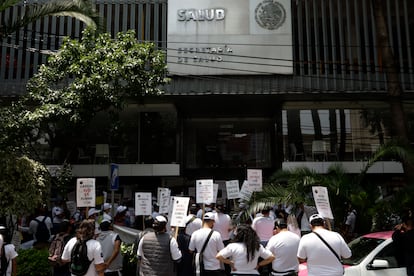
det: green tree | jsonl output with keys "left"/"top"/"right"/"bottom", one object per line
{"left": 0, "top": 0, "right": 101, "bottom": 39}
{"left": 0, "top": 27, "right": 168, "bottom": 216}
{"left": 245, "top": 140, "right": 414, "bottom": 233}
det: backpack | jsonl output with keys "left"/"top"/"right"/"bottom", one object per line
{"left": 70, "top": 239, "right": 93, "bottom": 276}
{"left": 48, "top": 233, "right": 69, "bottom": 267}
{"left": 0, "top": 244, "right": 9, "bottom": 276}
{"left": 34, "top": 216, "right": 51, "bottom": 242}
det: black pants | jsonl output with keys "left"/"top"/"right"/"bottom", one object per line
{"left": 203, "top": 270, "right": 227, "bottom": 276}
{"left": 104, "top": 271, "right": 122, "bottom": 276}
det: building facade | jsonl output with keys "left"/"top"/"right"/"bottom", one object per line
{"left": 1, "top": 0, "right": 414, "bottom": 197}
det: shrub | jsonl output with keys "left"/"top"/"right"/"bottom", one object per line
{"left": 17, "top": 247, "right": 51, "bottom": 276}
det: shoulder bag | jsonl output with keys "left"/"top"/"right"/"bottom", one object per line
{"left": 194, "top": 230, "right": 214, "bottom": 276}
{"left": 313, "top": 231, "right": 344, "bottom": 274}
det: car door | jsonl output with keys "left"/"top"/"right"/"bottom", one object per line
{"left": 361, "top": 241, "right": 406, "bottom": 276}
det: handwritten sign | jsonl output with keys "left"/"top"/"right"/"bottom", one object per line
{"left": 226, "top": 180, "right": 240, "bottom": 199}
{"left": 76, "top": 178, "right": 96, "bottom": 207}
{"left": 135, "top": 192, "right": 152, "bottom": 216}
{"left": 312, "top": 186, "right": 334, "bottom": 219}
{"left": 196, "top": 179, "right": 214, "bottom": 204}
{"left": 170, "top": 197, "right": 190, "bottom": 227}
{"left": 247, "top": 169, "right": 262, "bottom": 191}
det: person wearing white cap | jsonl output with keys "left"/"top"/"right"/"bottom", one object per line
{"left": 87, "top": 208, "right": 101, "bottom": 237}
{"left": 114, "top": 205, "right": 129, "bottom": 226}
{"left": 189, "top": 212, "right": 226, "bottom": 276}
{"left": 102, "top": 203, "right": 112, "bottom": 223}
{"left": 297, "top": 214, "right": 351, "bottom": 276}
{"left": 266, "top": 220, "right": 300, "bottom": 276}
{"left": 0, "top": 232, "right": 18, "bottom": 276}
{"left": 88, "top": 208, "right": 100, "bottom": 219}
{"left": 137, "top": 215, "right": 182, "bottom": 276}
{"left": 96, "top": 220, "right": 123, "bottom": 276}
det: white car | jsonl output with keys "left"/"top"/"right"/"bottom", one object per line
{"left": 299, "top": 231, "right": 407, "bottom": 276}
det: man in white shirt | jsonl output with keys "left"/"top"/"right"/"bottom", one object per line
{"left": 189, "top": 212, "right": 226, "bottom": 276}
{"left": 297, "top": 214, "right": 351, "bottom": 276}
{"left": 266, "top": 220, "right": 300, "bottom": 276}
{"left": 213, "top": 204, "right": 232, "bottom": 245}
{"left": 185, "top": 204, "right": 203, "bottom": 236}
{"left": 251, "top": 206, "right": 275, "bottom": 246}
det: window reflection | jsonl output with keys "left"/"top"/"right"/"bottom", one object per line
{"left": 184, "top": 118, "right": 271, "bottom": 168}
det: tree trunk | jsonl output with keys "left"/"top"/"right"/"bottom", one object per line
{"left": 373, "top": 0, "right": 414, "bottom": 183}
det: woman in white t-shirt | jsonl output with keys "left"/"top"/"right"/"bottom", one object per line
{"left": 216, "top": 224, "right": 275, "bottom": 275}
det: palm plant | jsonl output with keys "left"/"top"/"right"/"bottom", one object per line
{"left": 244, "top": 140, "right": 414, "bottom": 233}
{"left": 0, "top": 0, "right": 101, "bottom": 39}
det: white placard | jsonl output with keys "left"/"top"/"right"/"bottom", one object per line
{"left": 239, "top": 180, "right": 254, "bottom": 201}
{"left": 226, "top": 180, "right": 240, "bottom": 199}
{"left": 135, "top": 192, "right": 152, "bottom": 216}
{"left": 76, "top": 178, "right": 96, "bottom": 207}
{"left": 157, "top": 187, "right": 171, "bottom": 214}
{"left": 196, "top": 179, "right": 214, "bottom": 204}
{"left": 312, "top": 186, "right": 334, "bottom": 219}
{"left": 247, "top": 169, "right": 263, "bottom": 191}
{"left": 170, "top": 197, "right": 190, "bottom": 227}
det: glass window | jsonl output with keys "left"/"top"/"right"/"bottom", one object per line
{"left": 184, "top": 118, "right": 271, "bottom": 168}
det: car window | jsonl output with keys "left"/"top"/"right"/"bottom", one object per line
{"left": 343, "top": 237, "right": 385, "bottom": 265}
{"left": 371, "top": 242, "right": 403, "bottom": 268}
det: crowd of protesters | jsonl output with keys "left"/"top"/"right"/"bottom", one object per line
{"left": 1, "top": 198, "right": 413, "bottom": 276}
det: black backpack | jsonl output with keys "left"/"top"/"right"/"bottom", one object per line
{"left": 0, "top": 244, "right": 9, "bottom": 276}
{"left": 34, "top": 216, "right": 51, "bottom": 242}
{"left": 70, "top": 239, "right": 93, "bottom": 276}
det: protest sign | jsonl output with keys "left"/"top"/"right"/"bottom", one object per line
{"left": 247, "top": 169, "right": 262, "bottom": 191}
{"left": 135, "top": 192, "right": 152, "bottom": 216}
{"left": 312, "top": 186, "right": 334, "bottom": 219}
{"left": 76, "top": 178, "right": 96, "bottom": 207}
{"left": 239, "top": 180, "right": 254, "bottom": 201}
{"left": 226, "top": 180, "right": 240, "bottom": 199}
{"left": 196, "top": 179, "right": 214, "bottom": 204}
{"left": 170, "top": 196, "right": 190, "bottom": 227}
{"left": 157, "top": 187, "right": 171, "bottom": 214}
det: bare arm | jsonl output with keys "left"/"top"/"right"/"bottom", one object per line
{"left": 95, "top": 263, "right": 106, "bottom": 276}
{"left": 216, "top": 254, "right": 235, "bottom": 271}
{"left": 105, "top": 239, "right": 121, "bottom": 267}
{"left": 11, "top": 258, "right": 17, "bottom": 276}
{"left": 255, "top": 255, "right": 275, "bottom": 270}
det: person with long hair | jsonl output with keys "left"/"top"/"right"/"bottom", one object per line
{"left": 61, "top": 219, "right": 106, "bottom": 276}
{"left": 216, "top": 224, "right": 275, "bottom": 276}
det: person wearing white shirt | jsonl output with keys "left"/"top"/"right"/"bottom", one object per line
{"left": 189, "top": 212, "right": 226, "bottom": 276}
{"left": 297, "top": 214, "right": 351, "bottom": 276}
{"left": 61, "top": 219, "right": 106, "bottom": 276}
{"left": 213, "top": 205, "right": 232, "bottom": 244}
{"left": 217, "top": 224, "right": 274, "bottom": 276}
{"left": 251, "top": 207, "right": 274, "bottom": 246}
{"left": 266, "top": 220, "right": 300, "bottom": 276}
